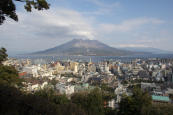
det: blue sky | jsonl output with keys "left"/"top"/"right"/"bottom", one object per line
{"left": 0, "top": 0, "right": 173, "bottom": 55}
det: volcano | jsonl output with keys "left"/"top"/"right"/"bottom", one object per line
{"left": 31, "top": 39, "right": 137, "bottom": 56}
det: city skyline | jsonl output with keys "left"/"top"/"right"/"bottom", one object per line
{"left": 0, "top": 0, "right": 173, "bottom": 55}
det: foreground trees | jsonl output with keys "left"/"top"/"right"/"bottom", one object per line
{"left": 0, "top": 0, "right": 49, "bottom": 25}
{"left": 0, "top": 84, "right": 87, "bottom": 115}
{"left": 0, "top": 48, "right": 23, "bottom": 87}
{"left": 0, "top": 48, "right": 8, "bottom": 64}
{"left": 71, "top": 88, "right": 104, "bottom": 115}
{"left": 118, "top": 88, "right": 152, "bottom": 115}
{"left": 0, "top": 84, "right": 58, "bottom": 115}
{"left": 118, "top": 87, "right": 173, "bottom": 115}
{"left": 0, "top": 65, "right": 23, "bottom": 87}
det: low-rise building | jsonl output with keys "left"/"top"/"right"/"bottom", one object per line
{"left": 152, "top": 95, "right": 171, "bottom": 104}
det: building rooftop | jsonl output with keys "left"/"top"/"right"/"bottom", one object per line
{"left": 152, "top": 95, "right": 170, "bottom": 102}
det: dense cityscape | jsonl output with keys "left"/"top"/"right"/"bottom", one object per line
{"left": 2, "top": 56, "right": 173, "bottom": 113}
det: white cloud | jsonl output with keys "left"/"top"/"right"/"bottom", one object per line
{"left": 99, "top": 17, "right": 164, "bottom": 33}
{"left": 1, "top": 8, "right": 95, "bottom": 39}
{"left": 0, "top": 8, "right": 96, "bottom": 53}
{"left": 22, "top": 8, "right": 95, "bottom": 39}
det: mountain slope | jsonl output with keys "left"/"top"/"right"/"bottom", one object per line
{"left": 31, "top": 39, "right": 142, "bottom": 56}
{"left": 119, "top": 47, "right": 173, "bottom": 54}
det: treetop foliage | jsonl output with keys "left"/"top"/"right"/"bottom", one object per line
{"left": 0, "top": 47, "right": 8, "bottom": 64}
{"left": 71, "top": 88, "right": 105, "bottom": 115}
{"left": 0, "top": 0, "right": 49, "bottom": 25}
{"left": 0, "top": 48, "right": 23, "bottom": 87}
{"left": 0, "top": 65, "right": 23, "bottom": 87}
{"left": 118, "top": 87, "right": 152, "bottom": 115}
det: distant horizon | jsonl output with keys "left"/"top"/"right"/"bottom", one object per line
{"left": 6, "top": 39, "right": 173, "bottom": 56}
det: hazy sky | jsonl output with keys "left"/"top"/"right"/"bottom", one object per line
{"left": 0, "top": 0, "right": 173, "bottom": 55}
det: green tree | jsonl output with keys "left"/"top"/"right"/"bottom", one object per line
{"left": 149, "top": 104, "right": 173, "bottom": 115}
{"left": 0, "top": 48, "right": 8, "bottom": 64}
{"left": 71, "top": 88, "right": 104, "bottom": 115}
{"left": 118, "top": 87, "right": 152, "bottom": 115}
{"left": 0, "top": 0, "right": 49, "bottom": 25}
{"left": 0, "top": 48, "right": 23, "bottom": 87}
{"left": 35, "top": 88, "right": 69, "bottom": 105}
{"left": 0, "top": 84, "right": 59, "bottom": 115}
{"left": 100, "top": 84, "right": 116, "bottom": 101}
{"left": 0, "top": 65, "right": 23, "bottom": 87}
{"left": 34, "top": 88, "right": 87, "bottom": 115}
{"left": 0, "top": 84, "right": 87, "bottom": 115}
